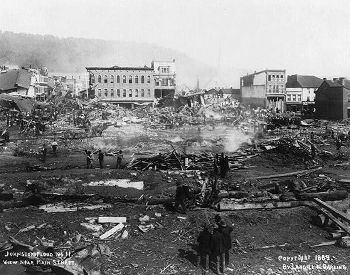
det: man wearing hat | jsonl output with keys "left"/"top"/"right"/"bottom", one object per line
{"left": 218, "top": 220, "right": 234, "bottom": 272}
{"left": 210, "top": 223, "right": 225, "bottom": 274}
{"left": 197, "top": 223, "right": 211, "bottom": 271}
{"left": 174, "top": 179, "right": 187, "bottom": 214}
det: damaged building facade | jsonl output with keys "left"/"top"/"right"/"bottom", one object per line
{"left": 240, "top": 69, "right": 286, "bottom": 112}
{"left": 315, "top": 77, "right": 350, "bottom": 120}
{"left": 87, "top": 60, "right": 176, "bottom": 108}
{"left": 152, "top": 60, "right": 176, "bottom": 99}
{"left": 86, "top": 66, "right": 155, "bottom": 108}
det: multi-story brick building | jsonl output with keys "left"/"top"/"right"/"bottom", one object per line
{"left": 152, "top": 60, "right": 176, "bottom": 98}
{"left": 315, "top": 77, "right": 350, "bottom": 120}
{"left": 240, "top": 69, "right": 286, "bottom": 112}
{"left": 86, "top": 65, "right": 155, "bottom": 108}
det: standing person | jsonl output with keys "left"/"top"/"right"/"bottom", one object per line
{"left": 218, "top": 220, "right": 234, "bottom": 272}
{"left": 336, "top": 137, "right": 342, "bottom": 151}
{"left": 310, "top": 143, "right": 316, "bottom": 159}
{"left": 196, "top": 223, "right": 212, "bottom": 271}
{"left": 210, "top": 224, "right": 225, "bottom": 274}
{"left": 220, "top": 156, "right": 230, "bottom": 179}
{"left": 85, "top": 150, "right": 93, "bottom": 169}
{"left": 98, "top": 149, "right": 104, "bottom": 169}
{"left": 42, "top": 144, "right": 47, "bottom": 162}
{"left": 116, "top": 150, "right": 123, "bottom": 169}
{"left": 174, "top": 179, "right": 187, "bottom": 214}
{"left": 51, "top": 139, "right": 58, "bottom": 155}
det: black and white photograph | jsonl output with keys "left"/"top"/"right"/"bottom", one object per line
{"left": 0, "top": 0, "right": 350, "bottom": 274}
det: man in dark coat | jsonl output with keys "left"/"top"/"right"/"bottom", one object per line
{"left": 197, "top": 223, "right": 211, "bottom": 271}
{"left": 42, "top": 144, "right": 47, "bottom": 162}
{"left": 218, "top": 220, "right": 234, "bottom": 271}
{"left": 85, "top": 150, "right": 93, "bottom": 169}
{"left": 210, "top": 224, "right": 225, "bottom": 274}
{"left": 174, "top": 179, "right": 187, "bottom": 214}
{"left": 98, "top": 149, "right": 104, "bottom": 169}
{"left": 116, "top": 150, "right": 123, "bottom": 169}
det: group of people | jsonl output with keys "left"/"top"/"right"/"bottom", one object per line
{"left": 41, "top": 139, "right": 58, "bottom": 162}
{"left": 84, "top": 149, "right": 123, "bottom": 169}
{"left": 197, "top": 214, "right": 233, "bottom": 274}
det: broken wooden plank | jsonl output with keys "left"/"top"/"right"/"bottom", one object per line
{"left": 319, "top": 209, "right": 350, "bottom": 235}
{"left": 98, "top": 217, "right": 127, "bottom": 224}
{"left": 297, "top": 190, "right": 348, "bottom": 201}
{"left": 310, "top": 241, "right": 337, "bottom": 248}
{"left": 99, "top": 223, "right": 124, "bottom": 239}
{"left": 218, "top": 200, "right": 310, "bottom": 211}
{"left": 248, "top": 167, "right": 322, "bottom": 180}
{"left": 313, "top": 198, "right": 350, "bottom": 224}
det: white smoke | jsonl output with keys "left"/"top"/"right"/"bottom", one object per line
{"left": 223, "top": 129, "right": 252, "bottom": 152}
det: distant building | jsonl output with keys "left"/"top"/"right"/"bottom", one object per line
{"left": 152, "top": 60, "right": 176, "bottom": 99}
{"left": 315, "top": 77, "right": 350, "bottom": 120}
{"left": 86, "top": 65, "right": 155, "bottom": 108}
{"left": 240, "top": 70, "right": 286, "bottom": 112}
{"left": 0, "top": 69, "right": 34, "bottom": 96}
{"left": 286, "top": 75, "right": 323, "bottom": 113}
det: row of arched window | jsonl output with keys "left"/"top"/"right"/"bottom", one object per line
{"left": 91, "top": 74, "right": 151, "bottom": 84}
{"left": 97, "top": 88, "right": 151, "bottom": 98}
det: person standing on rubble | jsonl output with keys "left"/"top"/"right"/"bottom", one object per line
{"left": 42, "top": 144, "right": 47, "bottom": 162}
{"left": 336, "top": 137, "right": 342, "bottom": 151}
{"left": 310, "top": 143, "right": 316, "bottom": 159}
{"left": 211, "top": 223, "right": 226, "bottom": 274}
{"left": 51, "top": 139, "right": 58, "bottom": 156}
{"left": 196, "top": 223, "right": 211, "bottom": 271}
{"left": 85, "top": 150, "right": 93, "bottom": 169}
{"left": 218, "top": 220, "right": 234, "bottom": 272}
{"left": 220, "top": 156, "right": 230, "bottom": 179}
{"left": 116, "top": 150, "right": 123, "bottom": 169}
{"left": 98, "top": 149, "right": 104, "bottom": 169}
{"left": 174, "top": 179, "right": 187, "bottom": 214}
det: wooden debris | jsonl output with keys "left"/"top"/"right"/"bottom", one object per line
{"left": 310, "top": 241, "right": 337, "bottom": 248}
{"left": 99, "top": 223, "right": 124, "bottom": 239}
{"left": 218, "top": 200, "right": 310, "bottom": 211}
{"left": 313, "top": 198, "right": 350, "bottom": 224}
{"left": 297, "top": 190, "right": 348, "bottom": 201}
{"left": 98, "top": 217, "right": 127, "bottom": 224}
{"left": 318, "top": 209, "right": 350, "bottom": 235}
{"left": 248, "top": 167, "right": 322, "bottom": 180}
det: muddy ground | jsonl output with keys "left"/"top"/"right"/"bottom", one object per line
{"left": 1, "top": 126, "right": 350, "bottom": 275}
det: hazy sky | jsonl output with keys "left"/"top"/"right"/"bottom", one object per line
{"left": 1, "top": 0, "right": 350, "bottom": 83}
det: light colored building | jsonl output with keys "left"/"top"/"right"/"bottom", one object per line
{"left": 285, "top": 74, "right": 323, "bottom": 113}
{"left": 240, "top": 69, "right": 286, "bottom": 112}
{"left": 86, "top": 65, "right": 155, "bottom": 108}
{"left": 152, "top": 60, "right": 176, "bottom": 98}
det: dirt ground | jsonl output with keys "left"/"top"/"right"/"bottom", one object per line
{"left": 1, "top": 126, "right": 350, "bottom": 275}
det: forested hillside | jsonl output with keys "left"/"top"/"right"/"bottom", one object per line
{"left": 0, "top": 31, "right": 216, "bottom": 86}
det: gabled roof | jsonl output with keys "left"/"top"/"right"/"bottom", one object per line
{"left": 321, "top": 79, "right": 350, "bottom": 90}
{"left": 286, "top": 75, "right": 323, "bottom": 89}
{"left": 0, "top": 69, "right": 32, "bottom": 91}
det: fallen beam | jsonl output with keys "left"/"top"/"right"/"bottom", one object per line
{"left": 319, "top": 209, "right": 350, "bottom": 235}
{"left": 297, "top": 190, "right": 348, "bottom": 201}
{"left": 313, "top": 198, "right": 350, "bottom": 224}
{"left": 99, "top": 223, "right": 124, "bottom": 240}
{"left": 98, "top": 217, "right": 127, "bottom": 224}
{"left": 218, "top": 200, "right": 311, "bottom": 211}
{"left": 248, "top": 167, "right": 322, "bottom": 180}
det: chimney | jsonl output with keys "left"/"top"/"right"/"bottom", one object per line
{"left": 339, "top": 77, "right": 347, "bottom": 85}
{"left": 323, "top": 78, "right": 327, "bottom": 81}
{"left": 333, "top": 78, "right": 338, "bottom": 82}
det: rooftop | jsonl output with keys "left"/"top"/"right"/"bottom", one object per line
{"left": 286, "top": 75, "right": 323, "bottom": 89}
{"left": 0, "top": 69, "right": 32, "bottom": 91}
{"left": 86, "top": 66, "right": 153, "bottom": 71}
